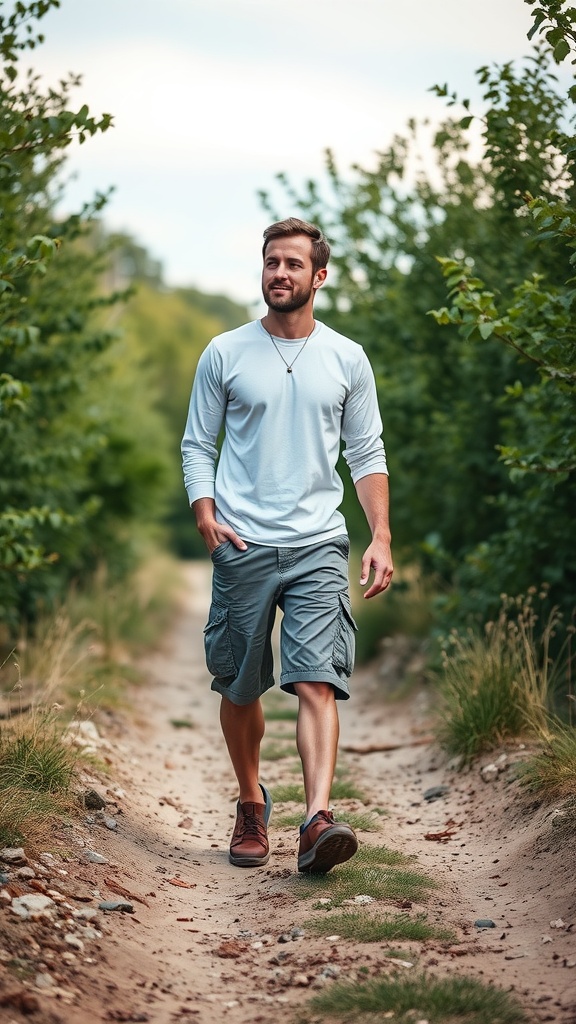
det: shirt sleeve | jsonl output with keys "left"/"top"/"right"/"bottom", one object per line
{"left": 181, "top": 342, "right": 227, "bottom": 505}
{"left": 341, "top": 350, "right": 388, "bottom": 482}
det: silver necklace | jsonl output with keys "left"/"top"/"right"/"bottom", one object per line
{"left": 261, "top": 320, "right": 315, "bottom": 373}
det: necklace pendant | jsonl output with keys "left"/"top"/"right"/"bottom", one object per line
{"left": 287, "top": 367, "right": 292, "bottom": 373}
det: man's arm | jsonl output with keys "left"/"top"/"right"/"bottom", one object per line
{"left": 354, "top": 472, "right": 393, "bottom": 599}
{"left": 182, "top": 344, "right": 246, "bottom": 554}
{"left": 192, "top": 496, "right": 247, "bottom": 553}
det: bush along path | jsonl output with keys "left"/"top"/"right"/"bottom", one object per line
{"left": 0, "top": 563, "right": 575, "bottom": 1024}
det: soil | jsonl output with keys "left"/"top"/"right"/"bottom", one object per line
{"left": 1, "top": 562, "right": 575, "bottom": 1024}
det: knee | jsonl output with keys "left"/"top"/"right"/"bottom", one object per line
{"left": 294, "top": 681, "right": 335, "bottom": 708}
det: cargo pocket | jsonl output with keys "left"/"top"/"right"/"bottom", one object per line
{"left": 332, "top": 592, "right": 358, "bottom": 678}
{"left": 203, "top": 601, "right": 236, "bottom": 679}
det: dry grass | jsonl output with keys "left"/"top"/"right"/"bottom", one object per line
{"left": 437, "top": 589, "right": 574, "bottom": 764}
{"left": 306, "top": 909, "right": 455, "bottom": 943}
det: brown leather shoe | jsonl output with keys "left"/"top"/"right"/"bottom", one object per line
{"left": 298, "top": 810, "right": 358, "bottom": 873}
{"left": 229, "top": 796, "right": 270, "bottom": 867}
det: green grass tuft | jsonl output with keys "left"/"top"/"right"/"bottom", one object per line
{"left": 301, "top": 972, "right": 528, "bottom": 1024}
{"left": 517, "top": 723, "right": 576, "bottom": 800}
{"left": 353, "top": 844, "right": 415, "bottom": 867}
{"left": 274, "top": 809, "right": 382, "bottom": 832}
{"left": 260, "top": 741, "right": 298, "bottom": 761}
{"left": 436, "top": 593, "right": 570, "bottom": 764}
{"left": 306, "top": 910, "right": 455, "bottom": 943}
{"left": 293, "top": 863, "right": 437, "bottom": 905}
{"left": 0, "top": 726, "right": 76, "bottom": 793}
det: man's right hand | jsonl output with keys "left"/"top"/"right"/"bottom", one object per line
{"left": 192, "top": 497, "right": 247, "bottom": 554}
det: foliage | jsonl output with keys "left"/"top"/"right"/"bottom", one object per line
{"left": 294, "top": 862, "right": 437, "bottom": 905}
{"left": 518, "top": 721, "right": 576, "bottom": 799}
{"left": 261, "top": 39, "right": 575, "bottom": 627}
{"left": 436, "top": 590, "right": 574, "bottom": 762}
{"left": 306, "top": 909, "right": 454, "bottom": 943}
{"left": 0, "top": 3, "right": 174, "bottom": 632}
{"left": 302, "top": 973, "right": 529, "bottom": 1024}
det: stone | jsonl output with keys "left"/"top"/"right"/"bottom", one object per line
{"left": 480, "top": 764, "right": 500, "bottom": 782}
{"left": 98, "top": 900, "right": 134, "bottom": 913}
{"left": 103, "top": 816, "right": 118, "bottom": 831}
{"left": 474, "top": 919, "right": 496, "bottom": 928}
{"left": 0, "top": 846, "right": 27, "bottom": 865}
{"left": 83, "top": 789, "right": 106, "bottom": 810}
{"left": 423, "top": 785, "right": 450, "bottom": 802}
{"left": 11, "top": 894, "right": 56, "bottom": 919}
{"left": 82, "top": 849, "right": 108, "bottom": 865}
{"left": 292, "top": 973, "right": 309, "bottom": 986}
{"left": 35, "top": 972, "right": 55, "bottom": 989}
{"left": 550, "top": 918, "right": 566, "bottom": 929}
{"left": 15, "top": 867, "right": 36, "bottom": 880}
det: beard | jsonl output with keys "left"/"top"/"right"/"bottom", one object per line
{"left": 262, "top": 279, "right": 313, "bottom": 314}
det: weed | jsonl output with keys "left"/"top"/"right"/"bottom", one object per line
{"left": 271, "top": 778, "right": 367, "bottom": 803}
{"left": 271, "top": 782, "right": 305, "bottom": 802}
{"left": 264, "top": 707, "right": 298, "bottom": 722}
{"left": 274, "top": 810, "right": 382, "bottom": 832}
{"left": 517, "top": 722, "right": 576, "bottom": 800}
{"left": 305, "top": 910, "right": 455, "bottom": 943}
{"left": 170, "top": 718, "right": 195, "bottom": 729}
{"left": 436, "top": 590, "right": 572, "bottom": 763}
{"left": 261, "top": 742, "right": 298, "bottom": 761}
{"left": 294, "top": 863, "right": 436, "bottom": 905}
{"left": 0, "top": 728, "right": 76, "bottom": 793}
{"left": 300, "top": 972, "right": 528, "bottom": 1023}
{"left": 353, "top": 844, "right": 414, "bottom": 867}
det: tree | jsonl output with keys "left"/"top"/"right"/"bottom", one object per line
{"left": 0, "top": 3, "right": 171, "bottom": 631}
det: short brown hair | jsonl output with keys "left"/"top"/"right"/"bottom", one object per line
{"left": 262, "top": 217, "right": 330, "bottom": 274}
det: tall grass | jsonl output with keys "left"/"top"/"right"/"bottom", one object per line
{"left": 0, "top": 553, "right": 181, "bottom": 848}
{"left": 436, "top": 589, "right": 574, "bottom": 763}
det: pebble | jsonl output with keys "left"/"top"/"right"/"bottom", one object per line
{"left": 82, "top": 850, "right": 108, "bottom": 865}
{"left": 64, "top": 934, "right": 84, "bottom": 951}
{"left": 474, "top": 919, "right": 496, "bottom": 928}
{"left": 480, "top": 764, "right": 500, "bottom": 782}
{"left": 423, "top": 785, "right": 450, "bottom": 802}
{"left": 98, "top": 900, "right": 134, "bottom": 913}
{"left": 291, "top": 927, "right": 305, "bottom": 940}
{"left": 320, "top": 965, "right": 340, "bottom": 978}
{"left": 550, "top": 919, "right": 566, "bottom": 929}
{"left": 103, "top": 816, "right": 118, "bottom": 831}
{"left": 292, "top": 973, "right": 309, "bottom": 986}
{"left": 11, "top": 894, "right": 56, "bottom": 919}
{"left": 0, "top": 872, "right": 10, "bottom": 884}
{"left": 35, "top": 972, "right": 55, "bottom": 989}
{"left": 84, "top": 789, "right": 107, "bottom": 810}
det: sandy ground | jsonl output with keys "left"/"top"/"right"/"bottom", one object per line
{"left": 1, "top": 562, "right": 575, "bottom": 1024}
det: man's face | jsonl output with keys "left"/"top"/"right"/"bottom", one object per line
{"left": 262, "top": 234, "right": 324, "bottom": 314}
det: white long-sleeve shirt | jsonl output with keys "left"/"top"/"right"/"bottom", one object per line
{"left": 181, "top": 319, "right": 387, "bottom": 547}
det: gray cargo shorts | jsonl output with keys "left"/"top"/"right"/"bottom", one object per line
{"left": 204, "top": 535, "right": 357, "bottom": 706}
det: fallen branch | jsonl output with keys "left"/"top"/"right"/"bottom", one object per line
{"left": 340, "top": 736, "right": 434, "bottom": 754}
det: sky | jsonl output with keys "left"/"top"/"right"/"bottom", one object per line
{"left": 29, "top": 0, "right": 540, "bottom": 309}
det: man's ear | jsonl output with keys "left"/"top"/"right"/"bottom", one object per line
{"left": 313, "top": 268, "right": 328, "bottom": 290}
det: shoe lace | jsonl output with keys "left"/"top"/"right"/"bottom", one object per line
{"left": 237, "top": 811, "right": 266, "bottom": 841}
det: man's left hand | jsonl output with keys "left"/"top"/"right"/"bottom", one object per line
{"left": 360, "top": 540, "right": 393, "bottom": 599}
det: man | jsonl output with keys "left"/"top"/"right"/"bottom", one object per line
{"left": 182, "top": 217, "right": 392, "bottom": 874}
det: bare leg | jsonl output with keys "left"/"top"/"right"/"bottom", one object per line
{"left": 220, "top": 695, "right": 265, "bottom": 804}
{"left": 293, "top": 682, "right": 339, "bottom": 820}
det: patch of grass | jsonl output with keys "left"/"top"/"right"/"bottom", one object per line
{"left": 271, "top": 778, "right": 367, "bottom": 803}
{"left": 170, "top": 718, "right": 195, "bottom": 729}
{"left": 0, "top": 785, "right": 68, "bottom": 849}
{"left": 271, "top": 782, "right": 305, "bottom": 802}
{"left": 354, "top": 844, "right": 415, "bottom": 867}
{"left": 305, "top": 910, "right": 455, "bottom": 943}
{"left": 260, "top": 741, "right": 298, "bottom": 761}
{"left": 0, "top": 719, "right": 77, "bottom": 793}
{"left": 264, "top": 707, "right": 298, "bottom": 721}
{"left": 294, "top": 863, "right": 437, "bottom": 905}
{"left": 436, "top": 590, "right": 570, "bottom": 764}
{"left": 274, "top": 810, "right": 382, "bottom": 832}
{"left": 301, "top": 973, "right": 529, "bottom": 1024}
{"left": 518, "top": 723, "right": 576, "bottom": 800}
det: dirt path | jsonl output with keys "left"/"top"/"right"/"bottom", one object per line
{"left": 2, "top": 563, "right": 575, "bottom": 1023}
